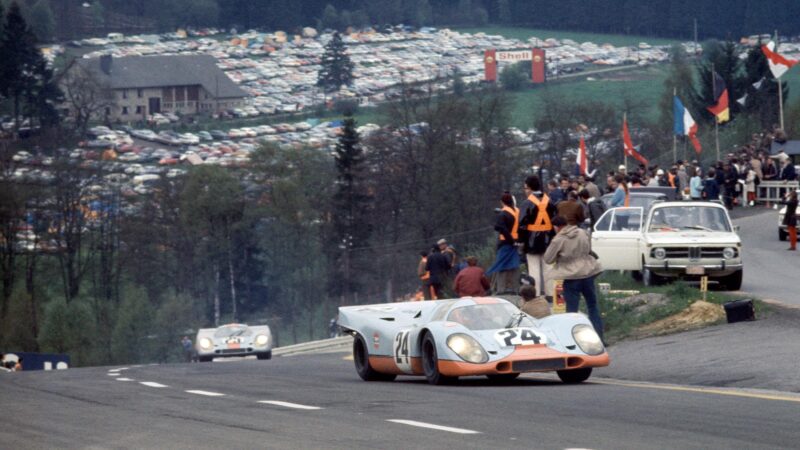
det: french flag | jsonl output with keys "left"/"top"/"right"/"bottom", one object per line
{"left": 674, "top": 96, "right": 701, "bottom": 154}
{"left": 762, "top": 41, "right": 798, "bottom": 79}
{"left": 576, "top": 135, "right": 588, "bottom": 176}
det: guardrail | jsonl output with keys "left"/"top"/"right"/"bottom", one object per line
{"left": 756, "top": 180, "right": 799, "bottom": 204}
{"left": 272, "top": 335, "right": 353, "bottom": 357}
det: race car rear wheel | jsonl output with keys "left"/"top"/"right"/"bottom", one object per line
{"left": 487, "top": 373, "right": 520, "bottom": 383}
{"left": 353, "top": 334, "right": 396, "bottom": 382}
{"left": 198, "top": 356, "right": 212, "bottom": 362}
{"left": 421, "top": 333, "right": 457, "bottom": 385}
{"left": 557, "top": 368, "right": 592, "bottom": 383}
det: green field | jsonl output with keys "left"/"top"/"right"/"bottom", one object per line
{"left": 454, "top": 25, "right": 681, "bottom": 47}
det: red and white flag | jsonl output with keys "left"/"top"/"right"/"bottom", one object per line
{"left": 576, "top": 135, "right": 588, "bottom": 176}
{"left": 762, "top": 41, "right": 798, "bottom": 79}
{"left": 622, "top": 118, "right": 648, "bottom": 166}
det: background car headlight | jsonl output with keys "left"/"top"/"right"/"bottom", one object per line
{"left": 199, "top": 337, "right": 212, "bottom": 350}
{"left": 571, "top": 325, "right": 604, "bottom": 355}
{"left": 653, "top": 247, "right": 666, "bottom": 259}
{"left": 722, "top": 247, "right": 736, "bottom": 259}
{"left": 255, "top": 334, "right": 270, "bottom": 346}
{"left": 446, "top": 333, "right": 488, "bottom": 364}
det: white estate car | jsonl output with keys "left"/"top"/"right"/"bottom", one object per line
{"left": 591, "top": 202, "right": 743, "bottom": 290}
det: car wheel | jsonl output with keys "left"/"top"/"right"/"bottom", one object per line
{"left": 257, "top": 351, "right": 272, "bottom": 360}
{"left": 487, "top": 373, "right": 520, "bottom": 383}
{"left": 198, "top": 356, "right": 212, "bottom": 362}
{"left": 421, "top": 333, "right": 457, "bottom": 385}
{"left": 353, "top": 334, "right": 396, "bottom": 382}
{"left": 557, "top": 368, "right": 592, "bottom": 384}
{"left": 720, "top": 270, "right": 743, "bottom": 291}
{"left": 642, "top": 267, "right": 662, "bottom": 287}
{"left": 779, "top": 229, "right": 787, "bottom": 241}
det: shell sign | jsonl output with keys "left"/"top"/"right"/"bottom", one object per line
{"left": 484, "top": 48, "right": 547, "bottom": 84}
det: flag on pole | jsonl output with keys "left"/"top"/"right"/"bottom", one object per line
{"left": 576, "top": 135, "right": 588, "bottom": 176}
{"left": 673, "top": 96, "right": 702, "bottom": 154}
{"left": 762, "top": 41, "right": 798, "bottom": 79}
{"left": 707, "top": 71, "right": 730, "bottom": 124}
{"left": 622, "top": 118, "right": 648, "bottom": 166}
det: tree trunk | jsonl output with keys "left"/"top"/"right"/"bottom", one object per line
{"left": 228, "top": 237, "right": 237, "bottom": 323}
{"left": 214, "top": 263, "right": 221, "bottom": 327}
{"left": 26, "top": 251, "right": 39, "bottom": 351}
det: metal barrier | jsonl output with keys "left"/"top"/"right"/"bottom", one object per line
{"left": 756, "top": 180, "right": 799, "bottom": 203}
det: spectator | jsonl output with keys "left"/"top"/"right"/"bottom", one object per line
{"left": 14, "top": 357, "right": 23, "bottom": 372}
{"left": 783, "top": 190, "right": 798, "bottom": 251}
{"left": 689, "top": 167, "right": 704, "bottom": 200}
{"left": 547, "top": 179, "right": 564, "bottom": 204}
{"left": 453, "top": 256, "right": 490, "bottom": 297}
{"left": 763, "top": 157, "right": 778, "bottom": 181}
{"left": 181, "top": 336, "right": 194, "bottom": 362}
{"left": 417, "top": 250, "right": 433, "bottom": 300}
{"left": 557, "top": 190, "right": 585, "bottom": 226}
{"left": 610, "top": 174, "right": 628, "bottom": 207}
{"left": 486, "top": 192, "right": 521, "bottom": 295}
{"left": 703, "top": 168, "right": 721, "bottom": 201}
{"left": 437, "top": 238, "right": 458, "bottom": 293}
{"left": 583, "top": 176, "right": 602, "bottom": 199}
{"left": 579, "top": 189, "right": 606, "bottom": 229}
{"left": 779, "top": 157, "right": 797, "bottom": 181}
{"left": 544, "top": 216, "right": 604, "bottom": 340}
{"left": 519, "top": 284, "right": 550, "bottom": 319}
{"left": 518, "top": 175, "right": 557, "bottom": 297}
{"left": 744, "top": 165, "right": 758, "bottom": 206}
{"left": 425, "top": 245, "right": 451, "bottom": 299}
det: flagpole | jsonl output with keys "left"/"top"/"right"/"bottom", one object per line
{"left": 623, "top": 113, "right": 628, "bottom": 170}
{"left": 776, "top": 29, "right": 785, "bottom": 130}
{"left": 673, "top": 88, "right": 677, "bottom": 163}
{"left": 712, "top": 63, "right": 720, "bottom": 161}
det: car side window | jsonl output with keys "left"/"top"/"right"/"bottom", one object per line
{"left": 594, "top": 209, "right": 613, "bottom": 231}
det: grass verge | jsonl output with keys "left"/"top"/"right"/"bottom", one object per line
{"left": 594, "top": 271, "right": 769, "bottom": 343}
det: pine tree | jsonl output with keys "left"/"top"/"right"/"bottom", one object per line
{"left": 327, "top": 113, "right": 371, "bottom": 296}
{"left": 740, "top": 40, "right": 788, "bottom": 129}
{"left": 317, "top": 32, "right": 354, "bottom": 93}
{"left": 0, "top": 2, "right": 43, "bottom": 132}
{"left": 29, "top": 0, "right": 55, "bottom": 43}
{"left": 496, "top": 0, "right": 512, "bottom": 24}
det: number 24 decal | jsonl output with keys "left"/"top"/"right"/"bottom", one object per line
{"left": 394, "top": 331, "right": 410, "bottom": 365}
{"left": 495, "top": 328, "right": 544, "bottom": 346}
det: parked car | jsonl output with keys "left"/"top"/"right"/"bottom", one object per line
{"left": 591, "top": 202, "right": 743, "bottom": 290}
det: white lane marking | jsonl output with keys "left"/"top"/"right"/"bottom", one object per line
{"left": 387, "top": 419, "right": 480, "bottom": 435}
{"left": 108, "top": 367, "right": 129, "bottom": 372}
{"left": 107, "top": 372, "right": 120, "bottom": 376}
{"left": 186, "top": 390, "right": 225, "bottom": 397}
{"left": 140, "top": 381, "right": 168, "bottom": 388}
{"left": 257, "top": 400, "right": 322, "bottom": 410}
{"left": 116, "top": 378, "right": 134, "bottom": 381}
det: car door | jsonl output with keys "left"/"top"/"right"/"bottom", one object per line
{"left": 591, "top": 207, "right": 644, "bottom": 270}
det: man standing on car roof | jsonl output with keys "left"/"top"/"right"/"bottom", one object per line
{"left": 518, "top": 175, "right": 557, "bottom": 298}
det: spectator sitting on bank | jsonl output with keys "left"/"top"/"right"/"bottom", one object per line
{"left": 453, "top": 256, "right": 491, "bottom": 297}
{"left": 519, "top": 284, "right": 551, "bottom": 319}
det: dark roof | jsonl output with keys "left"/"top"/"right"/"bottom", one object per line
{"left": 76, "top": 55, "right": 248, "bottom": 99}
{"left": 771, "top": 140, "right": 800, "bottom": 156}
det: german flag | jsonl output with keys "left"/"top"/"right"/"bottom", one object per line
{"left": 707, "top": 71, "right": 730, "bottom": 124}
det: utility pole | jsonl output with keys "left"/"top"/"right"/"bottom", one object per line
{"left": 672, "top": 87, "right": 677, "bottom": 163}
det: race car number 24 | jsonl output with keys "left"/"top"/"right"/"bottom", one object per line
{"left": 393, "top": 331, "right": 413, "bottom": 373}
{"left": 494, "top": 328, "right": 546, "bottom": 346}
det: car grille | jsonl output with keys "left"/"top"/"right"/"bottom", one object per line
{"left": 651, "top": 247, "right": 735, "bottom": 259}
{"left": 216, "top": 348, "right": 252, "bottom": 354}
{"left": 511, "top": 358, "right": 566, "bottom": 372}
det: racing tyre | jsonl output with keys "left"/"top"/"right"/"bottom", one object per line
{"left": 353, "top": 334, "right": 396, "bottom": 382}
{"left": 257, "top": 351, "right": 272, "bottom": 360}
{"left": 642, "top": 267, "right": 663, "bottom": 287}
{"left": 557, "top": 368, "right": 592, "bottom": 384}
{"left": 720, "top": 270, "right": 743, "bottom": 291}
{"left": 421, "top": 333, "right": 457, "bottom": 385}
{"left": 779, "top": 229, "right": 787, "bottom": 241}
{"left": 487, "top": 373, "right": 520, "bottom": 383}
{"left": 198, "top": 356, "right": 212, "bottom": 362}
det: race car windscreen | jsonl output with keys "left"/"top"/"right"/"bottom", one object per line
{"left": 214, "top": 325, "right": 252, "bottom": 338}
{"left": 447, "top": 304, "right": 533, "bottom": 330}
{"left": 648, "top": 206, "right": 732, "bottom": 232}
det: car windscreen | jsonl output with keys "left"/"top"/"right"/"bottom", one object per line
{"left": 214, "top": 325, "right": 252, "bottom": 338}
{"left": 648, "top": 206, "right": 732, "bottom": 232}
{"left": 447, "top": 303, "right": 532, "bottom": 330}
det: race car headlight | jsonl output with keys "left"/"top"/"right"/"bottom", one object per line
{"left": 255, "top": 334, "right": 270, "bottom": 346}
{"left": 199, "top": 337, "right": 212, "bottom": 350}
{"left": 653, "top": 247, "right": 666, "bottom": 260}
{"left": 446, "top": 333, "right": 488, "bottom": 364}
{"left": 571, "top": 324, "right": 604, "bottom": 356}
{"left": 722, "top": 247, "right": 736, "bottom": 259}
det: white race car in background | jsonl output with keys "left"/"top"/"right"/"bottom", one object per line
{"left": 195, "top": 323, "right": 272, "bottom": 362}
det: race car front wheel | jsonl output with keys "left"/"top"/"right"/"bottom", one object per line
{"left": 353, "top": 334, "right": 396, "bottom": 382}
{"left": 557, "top": 368, "right": 592, "bottom": 383}
{"left": 422, "top": 333, "right": 457, "bottom": 385}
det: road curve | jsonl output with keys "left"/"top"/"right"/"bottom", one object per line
{"left": 2, "top": 353, "right": 799, "bottom": 449}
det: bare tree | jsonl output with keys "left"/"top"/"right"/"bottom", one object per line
{"left": 59, "top": 61, "right": 115, "bottom": 138}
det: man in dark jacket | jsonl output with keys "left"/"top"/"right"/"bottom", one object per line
{"left": 703, "top": 168, "right": 721, "bottom": 202}
{"left": 579, "top": 189, "right": 606, "bottom": 229}
{"left": 425, "top": 245, "right": 451, "bottom": 299}
{"left": 518, "top": 175, "right": 557, "bottom": 297}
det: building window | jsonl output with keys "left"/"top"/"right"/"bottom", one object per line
{"left": 122, "top": 106, "right": 128, "bottom": 115}
{"left": 137, "top": 89, "right": 143, "bottom": 98}
{"left": 136, "top": 106, "right": 143, "bottom": 114}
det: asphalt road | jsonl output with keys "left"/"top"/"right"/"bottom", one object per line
{"left": 3, "top": 353, "right": 800, "bottom": 450}
{"left": 735, "top": 208, "right": 799, "bottom": 305}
